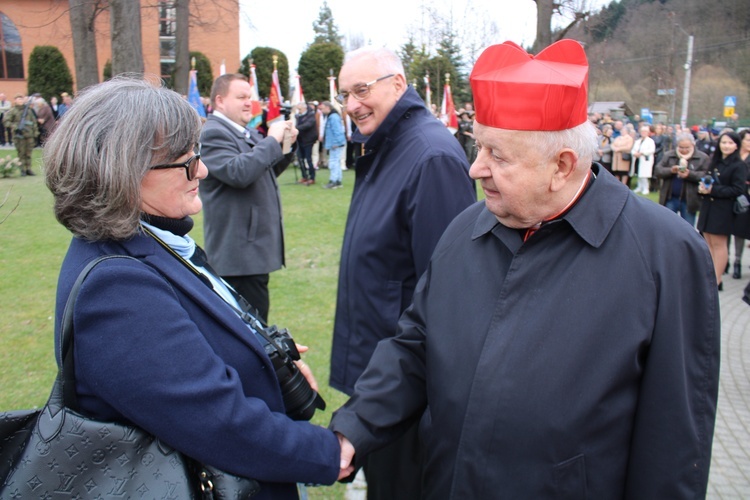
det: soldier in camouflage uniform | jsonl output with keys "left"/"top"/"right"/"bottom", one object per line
{"left": 3, "top": 93, "right": 39, "bottom": 176}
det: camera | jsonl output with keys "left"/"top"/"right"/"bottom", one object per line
{"left": 280, "top": 103, "right": 293, "bottom": 120}
{"left": 262, "top": 325, "right": 326, "bottom": 421}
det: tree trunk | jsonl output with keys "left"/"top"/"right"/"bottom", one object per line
{"left": 173, "top": 0, "right": 190, "bottom": 94}
{"left": 533, "top": 0, "right": 554, "bottom": 53}
{"left": 110, "top": 0, "right": 144, "bottom": 76}
{"left": 68, "top": 0, "right": 100, "bottom": 90}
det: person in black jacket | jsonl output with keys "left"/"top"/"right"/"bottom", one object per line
{"left": 294, "top": 102, "right": 318, "bottom": 185}
{"left": 697, "top": 130, "right": 748, "bottom": 289}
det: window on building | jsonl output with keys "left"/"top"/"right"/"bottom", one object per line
{"left": 0, "top": 13, "right": 23, "bottom": 79}
{"left": 159, "top": 1, "right": 176, "bottom": 84}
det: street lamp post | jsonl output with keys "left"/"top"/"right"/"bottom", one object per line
{"left": 676, "top": 24, "right": 694, "bottom": 129}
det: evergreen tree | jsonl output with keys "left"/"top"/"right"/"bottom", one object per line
{"left": 239, "top": 48, "right": 289, "bottom": 100}
{"left": 436, "top": 27, "right": 470, "bottom": 106}
{"left": 27, "top": 46, "right": 74, "bottom": 100}
{"left": 312, "top": 1, "right": 342, "bottom": 47}
{"left": 298, "top": 43, "right": 344, "bottom": 103}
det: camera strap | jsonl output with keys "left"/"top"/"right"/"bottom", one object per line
{"left": 140, "top": 226, "right": 272, "bottom": 340}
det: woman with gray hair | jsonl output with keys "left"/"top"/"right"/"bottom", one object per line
{"left": 44, "top": 76, "right": 341, "bottom": 499}
{"left": 654, "top": 132, "right": 711, "bottom": 226}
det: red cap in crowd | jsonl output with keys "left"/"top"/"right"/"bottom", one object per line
{"left": 470, "top": 40, "right": 589, "bottom": 131}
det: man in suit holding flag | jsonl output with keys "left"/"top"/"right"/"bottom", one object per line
{"left": 199, "top": 73, "right": 297, "bottom": 322}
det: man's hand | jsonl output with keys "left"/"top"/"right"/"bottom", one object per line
{"left": 268, "top": 120, "right": 299, "bottom": 146}
{"left": 267, "top": 120, "right": 288, "bottom": 143}
{"left": 336, "top": 433, "right": 356, "bottom": 480}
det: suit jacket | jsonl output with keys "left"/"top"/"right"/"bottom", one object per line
{"left": 199, "top": 115, "right": 291, "bottom": 276}
{"left": 55, "top": 234, "right": 340, "bottom": 499}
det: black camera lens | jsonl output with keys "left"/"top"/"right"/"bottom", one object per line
{"left": 262, "top": 327, "right": 326, "bottom": 421}
{"left": 280, "top": 370, "right": 326, "bottom": 421}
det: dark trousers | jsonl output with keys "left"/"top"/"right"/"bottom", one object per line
{"left": 363, "top": 421, "right": 423, "bottom": 500}
{"left": 297, "top": 143, "right": 315, "bottom": 180}
{"left": 223, "top": 273, "right": 270, "bottom": 323}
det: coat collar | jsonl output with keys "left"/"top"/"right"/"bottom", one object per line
{"left": 472, "top": 164, "right": 629, "bottom": 250}
{"left": 351, "top": 86, "right": 429, "bottom": 149}
{"left": 207, "top": 114, "right": 256, "bottom": 146}
{"left": 108, "top": 232, "right": 273, "bottom": 366}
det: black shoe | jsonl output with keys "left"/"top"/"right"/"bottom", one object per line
{"left": 718, "top": 282, "right": 723, "bottom": 291}
{"left": 25, "top": 169, "right": 34, "bottom": 176}
{"left": 733, "top": 262, "right": 742, "bottom": 279}
{"left": 724, "top": 262, "right": 729, "bottom": 275}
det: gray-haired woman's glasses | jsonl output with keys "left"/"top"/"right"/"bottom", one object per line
{"left": 149, "top": 143, "right": 201, "bottom": 181}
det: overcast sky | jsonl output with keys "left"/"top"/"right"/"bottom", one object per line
{"left": 239, "top": 0, "right": 611, "bottom": 73}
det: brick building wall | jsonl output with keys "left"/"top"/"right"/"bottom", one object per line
{"left": 0, "top": 0, "right": 239, "bottom": 97}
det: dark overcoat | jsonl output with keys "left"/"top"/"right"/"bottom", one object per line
{"left": 199, "top": 115, "right": 291, "bottom": 276}
{"left": 331, "top": 166, "right": 720, "bottom": 498}
{"left": 697, "top": 153, "right": 748, "bottom": 235}
{"left": 55, "top": 234, "right": 340, "bottom": 499}
{"left": 329, "top": 87, "right": 476, "bottom": 394}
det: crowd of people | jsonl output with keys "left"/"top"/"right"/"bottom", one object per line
{"left": 0, "top": 90, "right": 72, "bottom": 176}
{"left": 5, "top": 37, "right": 745, "bottom": 499}
{"left": 589, "top": 111, "right": 750, "bottom": 289}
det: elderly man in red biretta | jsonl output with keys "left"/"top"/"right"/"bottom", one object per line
{"left": 331, "top": 39, "right": 720, "bottom": 499}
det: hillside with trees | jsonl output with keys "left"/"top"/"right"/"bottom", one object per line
{"left": 570, "top": 0, "right": 749, "bottom": 125}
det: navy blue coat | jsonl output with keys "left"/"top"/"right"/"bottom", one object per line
{"left": 54, "top": 233, "right": 340, "bottom": 499}
{"left": 331, "top": 166, "right": 720, "bottom": 498}
{"left": 329, "top": 87, "right": 476, "bottom": 395}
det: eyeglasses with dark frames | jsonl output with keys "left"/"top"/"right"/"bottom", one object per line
{"left": 149, "top": 143, "right": 202, "bottom": 181}
{"left": 335, "top": 74, "right": 395, "bottom": 105}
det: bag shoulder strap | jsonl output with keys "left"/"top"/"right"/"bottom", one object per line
{"left": 56, "top": 255, "right": 140, "bottom": 412}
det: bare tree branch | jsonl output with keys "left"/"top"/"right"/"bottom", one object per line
{"left": 0, "top": 187, "right": 21, "bottom": 225}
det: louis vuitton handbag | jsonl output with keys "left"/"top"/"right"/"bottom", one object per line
{"left": 0, "top": 255, "right": 260, "bottom": 499}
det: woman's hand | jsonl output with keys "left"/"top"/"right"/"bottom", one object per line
{"left": 294, "top": 344, "right": 319, "bottom": 392}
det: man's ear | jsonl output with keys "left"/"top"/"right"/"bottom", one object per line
{"left": 550, "top": 149, "right": 579, "bottom": 192}
{"left": 393, "top": 74, "right": 407, "bottom": 96}
{"left": 213, "top": 94, "right": 225, "bottom": 111}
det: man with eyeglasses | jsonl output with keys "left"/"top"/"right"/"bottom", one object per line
{"left": 199, "top": 73, "right": 298, "bottom": 323}
{"left": 328, "top": 46, "right": 476, "bottom": 499}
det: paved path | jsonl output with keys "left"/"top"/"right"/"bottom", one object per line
{"left": 347, "top": 248, "right": 750, "bottom": 499}
{"left": 707, "top": 250, "right": 750, "bottom": 498}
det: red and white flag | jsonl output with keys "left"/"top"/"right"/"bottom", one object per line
{"left": 247, "top": 64, "right": 263, "bottom": 129}
{"left": 267, "top": 66, "right": 284, "bottom": 124}
{"left": 440, "top": 80, "right": 458, "bottom": 135}
{"left": 291, "top": 74, "right": 304, "bottom": 106}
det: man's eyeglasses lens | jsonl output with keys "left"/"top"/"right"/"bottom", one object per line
{"left": 336, "top": 74, "right": 395, "bottom": 105}
{"left": 150, "top": 143, "right": 201, "bottom": 180}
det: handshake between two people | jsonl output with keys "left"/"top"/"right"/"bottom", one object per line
{"left": 336, "top": 433, "right": 356, "bottom": 480}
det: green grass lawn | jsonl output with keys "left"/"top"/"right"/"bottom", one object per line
{"left": 0, "top": 148, "right": 660, "bottom": 498}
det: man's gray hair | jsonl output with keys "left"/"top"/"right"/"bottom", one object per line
{"left": 344, "top": 46, "right": 405, "bottom": 78}
{"left": 526, "top": 121, "right": 598, "bottom": 167}
{"left": 675, "top": 132, "right": 696, "bottom": 144}
{"left": 44, "top": 76, "right": 202, "bottom": 241}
